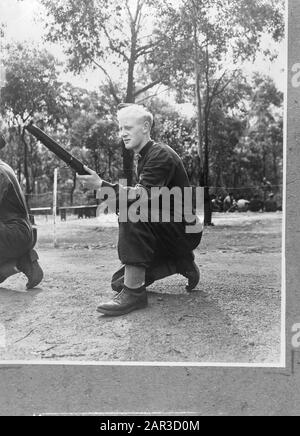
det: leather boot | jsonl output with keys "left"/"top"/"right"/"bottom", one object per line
{"left": 97, "top": 286, "right": 148, "bottom": 316}
{"left": 17, "top": 249, "right": 44, "bottom": 289}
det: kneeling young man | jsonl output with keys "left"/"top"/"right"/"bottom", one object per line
{"left": 0, "top": 135, "right": 43, "bottom": 289}
{"left": 78, "top": 105, "right": 203, "bottom": 316}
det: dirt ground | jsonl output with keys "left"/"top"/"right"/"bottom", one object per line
{"left": 0, "top": 212, "right": 283, "bottom": 364}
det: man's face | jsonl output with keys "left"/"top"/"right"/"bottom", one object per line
{"left": 118, "top": 114, "right": 147, "bottom": 151}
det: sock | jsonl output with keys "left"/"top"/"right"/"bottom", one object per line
{"left": 124, "top": 265, "right": 146, "bottom": 289}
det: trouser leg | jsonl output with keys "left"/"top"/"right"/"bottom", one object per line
{"left": 0, "top": 220, "right": 43, "bottom": 289}
{"left": 0, "top": 221, "right": 34, "bottom": 263}
{"left": 99, "top": 221, "right": 203, "bottom": 315}
{"left": 0, "top": 261, "right": 19, "bottom": 284}
{"left": 0, "top": 221, "right": 32, "bottom": 284}
{"left": 146, "top": 259, "right": 178, "bottom": 283}
{"left": 118, "top": 221, "right": 202, "bottom": 268}
{"left": 112, "top": 221, "right": 202, "bottom": 292}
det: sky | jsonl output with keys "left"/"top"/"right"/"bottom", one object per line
{"left": 0, "top": 0, "right": 286, "bottom": 98}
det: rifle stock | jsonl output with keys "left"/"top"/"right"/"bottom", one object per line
{"left": 25, "top": 122, "right": 90, "bottom": 176}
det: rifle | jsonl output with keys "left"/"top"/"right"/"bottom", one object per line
{"left": 25, "top": 122, "right": 90, "bottom": 175}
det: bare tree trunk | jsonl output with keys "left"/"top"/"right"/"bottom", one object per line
{"left": 262, "top": 144, "right": 267, "bottom": 180}
{"left": 216, "top": 159, "right": 222, "bottom": 188}
{"left": 191, "top": 15, "right": 213, "bottom": 226}
{"left": 203, "top": 119, "right": 212, "bottom": 225}
{"left": 124, "top": 59, "right": 135, "bottom": 186}
{"left": 233, "top": 166, "right": 239, "bottom": 189}
{"left": 123, "top": 64, "right": 135, "bottom": 186}
{"left": 122, "top": 7, "right": 140, "bottom": 187}
{"left": 272, "top": 146, "right": 278, "bottom": 191}
{"left": 193, "top": 21, "right": 204, "bottom": 187}
{"left": 203, "top": 44, "right": 213, "bottom": 225}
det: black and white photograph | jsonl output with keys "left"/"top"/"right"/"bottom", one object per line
{"left": 0, "top": 0, "right": 285, "bottom": 370}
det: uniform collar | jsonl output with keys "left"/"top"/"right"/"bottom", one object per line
{"left": 135, "top": 140, "right": 154, "bottom": 160}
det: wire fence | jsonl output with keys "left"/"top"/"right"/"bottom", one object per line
{"left": 26, "top": 190, "right": 96, "bottom": 209}
{"left": 26, "top": 184, "right": 283, "bottom": 211}
{"left": 27, "top": 183, "right": 283, "bottom": 247}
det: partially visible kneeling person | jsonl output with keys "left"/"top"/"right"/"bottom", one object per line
{"left": 0, "top": 135, "right": 43, "bottom": 289}
{"left": 78, "top": 105, "right": 203, "bottom": 317}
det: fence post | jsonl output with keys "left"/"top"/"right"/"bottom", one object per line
{"left": 53, "top": 168, "right": 58, "bottom": 248}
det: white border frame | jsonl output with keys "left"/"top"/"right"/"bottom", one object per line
{"left": 0, "top": 0, "right": 287, "bottom": 370}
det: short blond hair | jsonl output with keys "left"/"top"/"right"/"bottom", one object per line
{"left": 117, "top": 104, "right": 154, "bottom": 129}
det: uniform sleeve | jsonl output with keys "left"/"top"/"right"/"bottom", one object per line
{"left": 102, "top": 147, "right": 175, "bottom": 191}
{"left": 0, "top": 172, "right": 9, "bottom": 205}
{"left": 99, "top": 147, "right": 176, "bottom": 213}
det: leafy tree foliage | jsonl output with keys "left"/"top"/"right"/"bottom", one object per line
{"left": 0, "top": 43, "right": 65, "bottom": 198}
{"left": 41, "top": 0, "right": 170, "bottom": 184}
{"left": 147, "top": 0, "right": 284, "bottom": 223}
{"left": 0, "top": 4, "right": 284, "bottom": 214}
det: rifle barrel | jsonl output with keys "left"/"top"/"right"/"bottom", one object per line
{"left": 25, "top": 123, "right": 90, "bottom": 176}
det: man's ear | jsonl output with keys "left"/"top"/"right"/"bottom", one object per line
{"left": 143, "top": 121, "right": 150, "bottom": 133}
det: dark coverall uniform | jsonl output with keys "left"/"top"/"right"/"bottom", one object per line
{"left": 101, "top": 140, "right": 203, "bottom": 289}
{"left": 0, "top": 160, "right": 35, "bottom": 265}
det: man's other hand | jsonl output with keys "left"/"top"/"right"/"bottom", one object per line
{"left": 77, "top": 165, "right": 103, "bottom": 190}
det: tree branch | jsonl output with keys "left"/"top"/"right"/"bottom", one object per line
{"left": 204, "top": 43, "right": 211, "bottom": 118}
{"left": 135, "top": 0, "right": 145, "bottom": 33}
{"left": 134, "top": 0, "right": 142, "bottom": 23}
{"left": 100, "top": 24, "right": 130, "bottom": 62}
{"left": 207, "top": 72, "right": 225, "bottom": 109}
{"left": 91, "top": 59, "right": 121, "bottom": 104}
{"left": 136, "top": 86, "right": 172, "bottom": 104}
{"left": 211, "top": 70, "right": 234, "bottom": 99}
{"left": 212, "top": 78, "right": 233, "bottom": 98}
{"left": 136, "top": 40, "right": 161, "bottom": 58}
{"left": 125, "top": 0, "right": 134, "bottom": 23}
{"left": 133, "top": 79, "right": 161, "bottom": 98}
